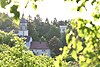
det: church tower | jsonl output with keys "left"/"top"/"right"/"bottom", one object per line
{"left": 18, "top": 14, "right": 32, "bottom": 49}
{"left": 18, "top": 15, "right": 28, "bottom": 36}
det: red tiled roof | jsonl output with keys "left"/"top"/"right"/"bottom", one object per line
{"left": 30, "top": 41, "right": 49, "bottom": 49}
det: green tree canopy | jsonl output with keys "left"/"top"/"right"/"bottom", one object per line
{"left": 45, "top": 25, "right": 60, "bottom": 41}
{"left": 49, "top": 36, "right": 62, "bottom": 57}
{"left": 0, "top": 13, "right": 18, "bottom": 31}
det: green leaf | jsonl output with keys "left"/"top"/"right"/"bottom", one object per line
{"left": 10, "top": 5, "right": 20, "bottom": 20}
{"left": 66, "top": 34, "right": 70, "bottom": 43}
{"left": 76, "top": 0, "right": 80, "bottom": 3}
{"left": 97, "top": 33, "right": 100, "bottom": 38}
{"left": 86, "top": 58, "right": 91, "bottom": 64}
{"left": 32, "top": 4, "right": 37, "bottom": 10}
{"left": 72, "top": 37, "right": 76, "bottom": 49}
{"left": 79, "top": 55, "right": 85, "bottom": 62}
{"left": 96, "top": 64, "right": 100, "bottom": 67}
{"left": 34, "top": 0, "right": 37, "bottom": 2}
{"left": 0, "top": 0, "right": 11, "bottom": 8}
{"left": 77, "top": 6, "right": 81, "bottom": 11}
{"left": 72, "top": 51, "right": 77, "bottom": 61}
{"left": 76, "top": 41, "right": 83, "bottom": 53}
{"left": 91, "top": 0, "right": 96, "bottom": 5}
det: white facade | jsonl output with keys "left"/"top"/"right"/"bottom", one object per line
{"left": 32, "top": 49, "right": 51, "bottom": 57}
{"left": 20, "top": 23, "right": 27, "bottom": 26}
{"left": 18, "top": 18, "right": 28, "bottom": 36}
{"left": 20, "top": 23, "right": 27, "bottom": 30}
{"left": 26, "top": 37, "right": 32, "bottom": 49}
{"left": 18, "top": 17, "right": 32, "bottom": 49}
{"left": 18, "top": 30, "right": 28, "bottom": 36}
{"left": 60, "top": 26, "right": 67, "bottom": 33}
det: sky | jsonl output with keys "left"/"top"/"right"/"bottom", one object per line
{"left": 0, "top": 0, "right": 76, "bottom": 22}
{"left": 24, "top": 0, "right": 78, "bottom": 21}
{"left": 1, "top": 0, "right": 100, "bottom": 25}
{"left": 24, "top": 0, "right": 94, "bottom": 22}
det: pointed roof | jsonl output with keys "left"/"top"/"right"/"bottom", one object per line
{"left": 20, "top": 14, "right": 27, "bottom": 23}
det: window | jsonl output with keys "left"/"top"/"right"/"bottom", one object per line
{"left": 42, "top": 50, "right": 45, "bottom": 52}
{"left": 37, "top": 52, "right": 38, "bottom": 54}
{"left": 62, "top": 28, "right": 65, "bottom": 32}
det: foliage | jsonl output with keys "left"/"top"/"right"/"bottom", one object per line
{"left": 34, "top": 15, "right": 51, "bottom": 38}
{"left": 0, "top": 13, "right": 18, "bottom": 31}
{"left": 31, "top": 29, "right": 39, "bottom": 41}
{"left": 2, "top": 0, "right": 100, "bottom": 66}
{"left": 0, "top": 30, "right": 23, "bottom": 47}
{"left": 0, "top": 0, "right": 38, "bottom": 20}
{"left": 10, "top": 5, "right": 20, "bottom": 20}
{"left": 64, "top": 0, "right": 100, "bottom": 67}
{"left": 52, "top": 18, "right": 58, "bottom": 27}
{"left": 45, "top": 25, "right": 60, "bottom": 41}
{"left": 27, "top": 15, "right": 61, "bottom": 42}
{"left": 0, "top": 30, "right": 69, "bottom": 67}
{"left": 49, "top": 36, "right": 62, "bottom": 57}
{"left": 40, "top": 36, "right": 46, "bottom": 42}
{"left": 61, "top": 32, "right": 67, "bottom": 46}
{"left": 0, "top": 44, "right": 55, "bottom": 67}
{"left": 0, "top": 0, "right": 11, "bottom": 8}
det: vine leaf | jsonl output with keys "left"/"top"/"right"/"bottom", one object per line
{"left": 10, "top": 5, "right": 20, "bottom": 20}
{"left": 0, "top": 0, "right": 11, "bottom": 8}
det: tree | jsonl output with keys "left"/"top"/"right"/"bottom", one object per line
{"left": 27, "top": 15, "right": 40, "bottom": 41}
{"left": 52, "top": 18, "right": 58, "bottom": 27}
{"left": 34, "top": 14, "right": 42, "bottom": 26}
{"left": 36, "top": 23, "right": 51, "bottom": 38}
{"left": 0, "top": 13, "right": 18, "bottom": 31}
{"left": 0, "top": 31, "right": 69, "bottom": 67}
{"left": 61, "top": 32, "right": 67, "bottom": 46}
{"left": 58, "top": 20, "right": 65, "bottom": 26}
{"left": 1, "top": 0, "right": 100, "bottom": 66}
{"left": 49, "top": 36, "right": 62, "bottom": 57}
{"left": 40, "top": 36, "right": 46, "bottom": 42}
{"left": 33, "top": 15, "right": 51, "bottom": 39}
{"left": 0, "top": 30, "right": 25, "bottom": 47}
{"left": 31, "top": 29, "right": 39, "bottom": 41}
{"left": 45, "top": 25, "right": 60, "bottom": 41}
{"left": 45, "top": 18, "right": 50, "bottom": 25}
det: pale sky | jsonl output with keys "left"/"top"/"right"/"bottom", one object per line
{"left": 24, "top": 0, "right": 95, "bottom": 22}
{"left": 24, "top": 0, "right": 77, "bottom": 21}
{"left": 1, "top": 0, "right": 100, "bottom": 25}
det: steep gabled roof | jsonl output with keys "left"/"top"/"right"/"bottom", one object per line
{"left": 30, "top": 41, "right": 49, "bottom": 49}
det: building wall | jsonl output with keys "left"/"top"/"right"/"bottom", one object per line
{"left": 26, "top": 42, "right": 31, "bottom": 49}
{"left": 60, "top": 26, "right": 67, "bottom": 33}
{"left": 18, "top": 30, "right": 28, "bottom": 36}
{"left": 20, "top": 23, "right": 27, "bottom": 26}
{"left": 20, "top": 23, "right": 27, "bottom": 30}
{"left": 26, "top": 37, "right": 32, "bottom": 49}
{"left": 32, "top": 49, "right": 51, "bottom": 57}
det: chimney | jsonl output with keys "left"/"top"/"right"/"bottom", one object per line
{"left": 40, "top": 39, "right": 41, "bottom": 44}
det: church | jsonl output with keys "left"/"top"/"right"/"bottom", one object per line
{"left": 18, "top": 15, "right": 51, "bottom": 56}
{"left": 18, "top": 15, "right": 32, "bottom": 49}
